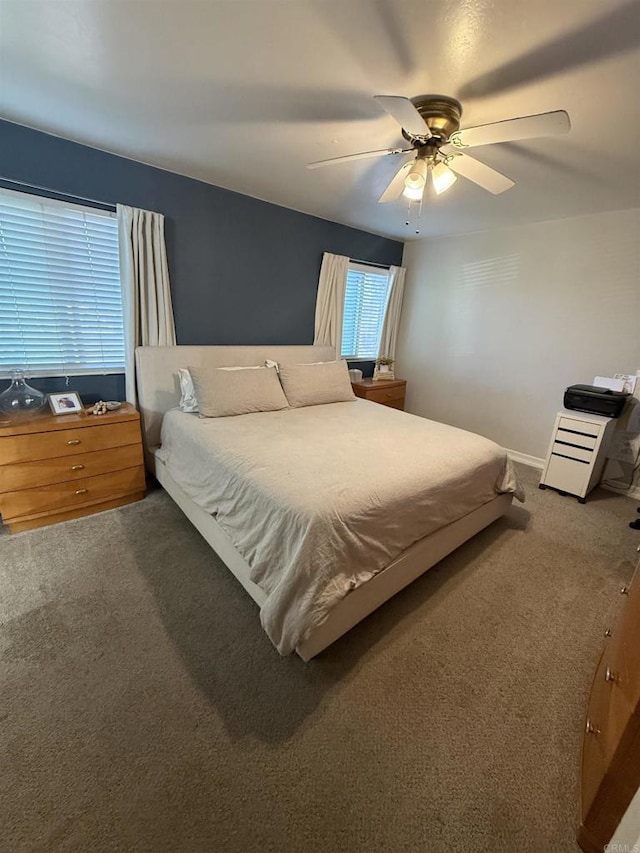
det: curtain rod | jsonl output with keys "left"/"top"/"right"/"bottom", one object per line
{"left": 349, "top": 257, "right": 391, "bottom": 270}
{"left": 0, "top": 177, "right": 116, "bottom": 212}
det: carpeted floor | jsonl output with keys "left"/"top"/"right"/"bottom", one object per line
{"left": 1, "top": 463, "right": 638, "bottom": 853}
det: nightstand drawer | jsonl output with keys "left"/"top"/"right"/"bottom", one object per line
{"left": 0, "top": 466, "right": 146, "bottom": 522}
{"left": 366, "top": 385, "right": 406, "bottom": 404}
{"left": 0, "top": 444, "right": 143, "bottom": 493}
{"left": 0, "top": 420, "right": 141, "bottom": 465}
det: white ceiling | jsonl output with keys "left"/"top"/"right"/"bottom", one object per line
{"left": 1, "top": 0, "right": 639, "bottom": 240}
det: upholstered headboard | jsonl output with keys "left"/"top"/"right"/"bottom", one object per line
{"left": 135, "top": 345, "right": 336, "bottom": 468}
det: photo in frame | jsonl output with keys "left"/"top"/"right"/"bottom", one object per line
{"left": 48, "top": 391, "right": 83, "bottom": 415}
{"left": 373, "top": 365, "right": 395, "bottom": 381}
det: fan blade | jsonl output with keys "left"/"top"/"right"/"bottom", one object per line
{"left": 374, "top": 95, "right": 431, "bottom": 138}
{"left": 447, "top": 153, "right": 514, "bottom": 195}
{"left": 307, "top": 147, "right": 410, "bottom": 170}
{"left": 449, "top": 110, "right": 570, "bottom": 149}
{"left": 378, "top": 159, "right": 415, "bottom": 203}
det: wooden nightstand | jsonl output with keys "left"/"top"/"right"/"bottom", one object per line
{"left": 0, "top": 403, "right": 146, "bottom": 533}
{"left": 351, "top": 378, "right": 407, "bottom": 410}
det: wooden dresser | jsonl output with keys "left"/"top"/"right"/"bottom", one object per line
{"left": 0, "top": 404, "right": 145, "bottom": 533}
{"left": 351, "top": 378, "right": 406, "bottom": 410}
{"left": 578, "top": 545, "right": 640, "bottom": 852}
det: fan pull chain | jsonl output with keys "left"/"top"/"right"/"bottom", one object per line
{"left": 405, "top": 198, "right": 423, "bottom": 234}
{"left": 416, "top": 196, "right": 423, "bottom": 235}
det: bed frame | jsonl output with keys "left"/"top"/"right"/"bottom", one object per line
{"left": 135, "top": 345, "right": 513, "bottom": 660}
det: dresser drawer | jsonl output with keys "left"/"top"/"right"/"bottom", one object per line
{"left": 610, "top": 570, "right": 640, "bottom": 708}
{"left": 0, "top": 466, "right": 145, "bottom": 522}
{"left": 0, "top": 420, "right": 141, "bottom": 465}
{"left": 0, "top": 444, "right": 143, "bottom": 493}
{"left": 582, "top": 650, "right": 610, "bottom": 816}
{"left": 365, "top": 385, "right": 405, "bottom": 405}
{"left": 594, "top": 640, "right": 635, "bottom": 766}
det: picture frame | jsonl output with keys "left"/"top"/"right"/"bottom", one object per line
{"left": 48, "top": 391, "right": 84, "bottom": 415}
{"left": 373, "top": 364, "right": 395, "bottom": 381}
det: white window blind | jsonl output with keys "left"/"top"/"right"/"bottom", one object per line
{"left": 341, "top": 262, "right": 391, "bottom": 359}
{"left": 0, "top": 188, "right": 125, "bottom": 377}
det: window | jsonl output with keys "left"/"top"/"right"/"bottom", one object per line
{"left": 340, "top": 262, "right": 391, "bottom": 360}
{"left": 0, "top": 188, "right": 125, "bottom": 377}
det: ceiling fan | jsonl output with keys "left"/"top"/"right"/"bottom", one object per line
{"left": 307, "top": 95, "right": 570, "bottom": 204}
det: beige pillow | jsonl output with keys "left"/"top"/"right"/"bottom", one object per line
{"left": 189, "top": 365, "right": 288, "bottom": 417}
{"left": 278, "top": 360, "right": 356, "bottom": 408}
{"left": 177, "top": 362, "right": 273, "bottom": 413}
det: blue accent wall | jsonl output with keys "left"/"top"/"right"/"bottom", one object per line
{"left": 0, "top": 120, "right": 402, "bottom": 402}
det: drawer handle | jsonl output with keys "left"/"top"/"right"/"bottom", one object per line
{"left": 585, "top": 720, "right": 600, "bottom": 736}
{"left": 604, "top": 628, "right": 612, "bottom": 638}
{"left": 605, "top": 667, "right": 617, "bottom": 683}
{"left": 70, "top": 464, "right": 85, "bottom": 471}
{"left": 620, "top": 586, "right": 629, "bottom": 595}
{"left": 67, "top": 439, "right": 81, "bottom": 446}
{"left": 75, "top": 488, "right": 88, "bottom": 495}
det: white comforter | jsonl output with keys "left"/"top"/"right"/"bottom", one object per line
{"left": 157, "top": 401, "right": 524, "bottom": 654}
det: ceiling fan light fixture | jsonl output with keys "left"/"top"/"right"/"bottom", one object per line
{"left": 432, "top": 162, "right": 457, "bottom": 195}
{"left": 402, "top": 184, "right": 424, "bottom": 201}
{"left": 404, "top": 158, "right": 428, "bottom": 190}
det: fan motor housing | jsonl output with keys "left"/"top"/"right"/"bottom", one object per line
{"left": 402, "top": 95, "right": 462, "bottom": 143}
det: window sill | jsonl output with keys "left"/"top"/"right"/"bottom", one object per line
{"left": 0, "top": 369, "right": 126, "bottom": 380}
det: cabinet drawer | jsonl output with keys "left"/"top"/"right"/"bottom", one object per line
{"left": 558, "top": 416, "right": 600, "bottom": 437}
{"left": 0, "top": 420, "right": 141, "bottom": 465}
{"left": 556, "top": 428, "right": 597, "bottom": 450}
{"left": 0, "top": 466, "right": 145, "bottom": 521}
{"left": 0, "top": 444, "right": 143, "bottom": 493}
{"left": 366, "top": 385, "right": 405, "bottom": 404}
{"left": 551, "top": 442, "right": 594, "bottom": 463}
{"left": 544, "top": 453, "right": 590, "bottom": 496}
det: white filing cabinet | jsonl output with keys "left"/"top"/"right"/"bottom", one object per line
{"left": 539, "top": 410, "right": 617, "bottom": 503}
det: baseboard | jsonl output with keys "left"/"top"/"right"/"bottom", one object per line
{"left": 507, "top": 449, "right": 545, "bottom": 470}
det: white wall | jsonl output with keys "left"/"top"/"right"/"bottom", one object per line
{"left": 397, "top": 208, "right": 640, "bottom": 468}
{"left": 609, "top": 785, "right": 640, "bottom": 852}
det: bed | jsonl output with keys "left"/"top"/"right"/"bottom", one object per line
{"left": 135, "top": 345, "right": 523, "bottom": 660}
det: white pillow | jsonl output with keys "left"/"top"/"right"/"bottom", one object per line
{"left": 188, "top": 365, "right": 289, "bottom": 418}
{"left": 278, "top": 360, "right": 356, "bottom": 408}
{"left": 178, "top": 368, "right": 199, "bottom": 413}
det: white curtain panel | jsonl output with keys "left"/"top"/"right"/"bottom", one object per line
{"left": 313, "top": 252, "right": 349, "bottom": 356}
{"left": 378, "top": 265, "right": 407, "bottom": 361}
{"left": 117, "top": 204, "right": 177, "bottom": 405}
